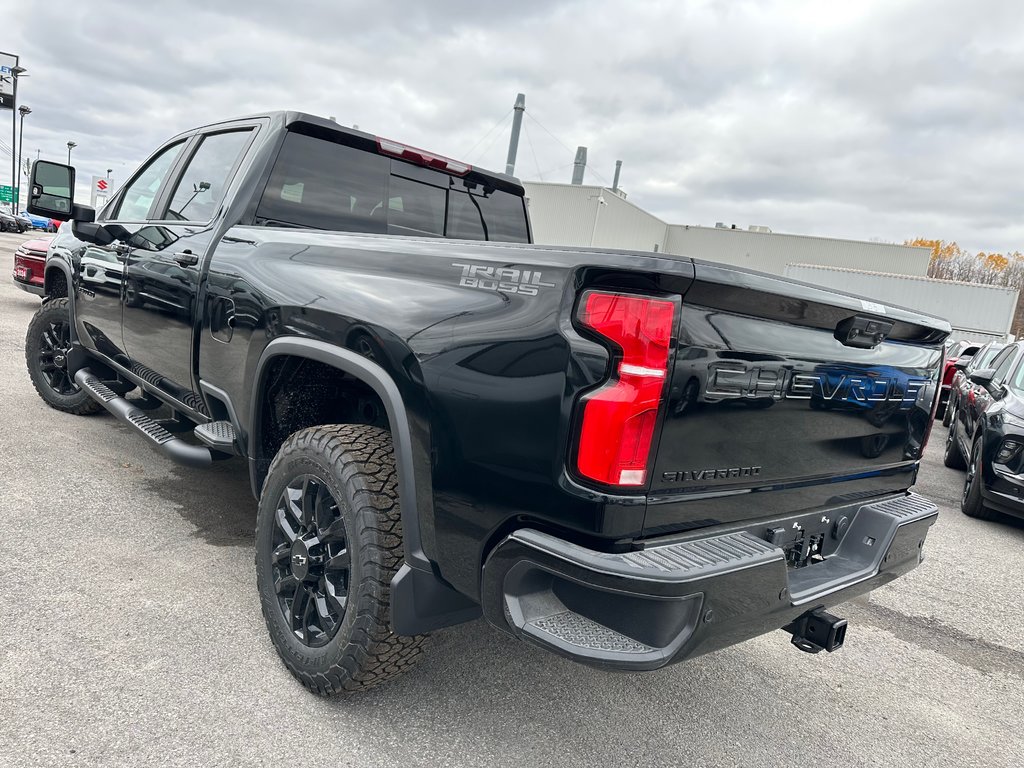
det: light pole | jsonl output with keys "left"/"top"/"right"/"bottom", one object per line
{"left": 9, "top": 65, "right": 26, "bottom": 211}
{"left": 67, "top": 141, "right": 77, "bottom": 164}
{"left": 16, "top": 105, "right": 30, "bottom": 210}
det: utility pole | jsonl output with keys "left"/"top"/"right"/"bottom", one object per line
{"left": 7, "top": 62, "right": 26, "bottom": 211}
{"left": 504, "top": 93, "right": 525, "bottom": 176}
{"left": 67, "top": 141, "right": 77, "bottom": 164}
{"left": 16, "top": 104, "right": 30, "bottom": 208}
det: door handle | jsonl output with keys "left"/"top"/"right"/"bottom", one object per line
{"left": 172, "top": 250, "right": 199, "bottom": 267}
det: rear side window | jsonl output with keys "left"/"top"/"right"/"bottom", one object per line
{"left": 256, "top": 133, "right": 391, "bottom": 233}
{"left": 255, "top": 131, "right": 529, "bottom": 242}
{"left": 164, "top": 130, "right": 253, "bottom": 222}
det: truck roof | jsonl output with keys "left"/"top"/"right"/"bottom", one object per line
{"left": 191, "top": 110, "right": 525, "bottom": 196}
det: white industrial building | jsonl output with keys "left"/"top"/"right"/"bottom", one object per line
{"left": 523, "top": 181, "right": 1015, "bottom": 340}
{"left": 523, "top": 181, "right": 932, "bottom": 277}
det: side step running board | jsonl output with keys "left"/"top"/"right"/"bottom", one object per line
{"left": 75, "top": 368, "right": 214, "bottom": 469}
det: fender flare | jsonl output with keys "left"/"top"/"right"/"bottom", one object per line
{"left": 43, "top": 261, "right": 80, "bottom": 344}
{"left": 249, "top": 336, "right": 480, "bottom": 634}
{"left": 250, "top": 336, "right": 427, "bottom": 567}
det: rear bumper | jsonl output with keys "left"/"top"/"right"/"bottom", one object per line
{"left": 481, "top": 493, "right": 937, "bottom": 670}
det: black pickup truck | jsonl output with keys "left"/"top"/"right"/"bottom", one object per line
{"left": 24, "top": 112, "right": 948, "bottom": 695}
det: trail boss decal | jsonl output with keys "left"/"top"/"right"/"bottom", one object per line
{"left": 452, "top": 263, "right": 556, "bottom": 296}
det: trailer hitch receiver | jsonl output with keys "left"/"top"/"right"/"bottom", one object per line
{"left": 784, "top": 607, "right": 848, "bottom": 654}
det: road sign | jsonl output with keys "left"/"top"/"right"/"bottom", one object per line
{"left": 0, "top": 185, "right": 18, "bottom": 204}
{"left": 0, "top": 51, "right": 17, "bottom": 110}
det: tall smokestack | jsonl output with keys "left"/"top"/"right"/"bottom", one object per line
{"left": 504, "top": 93, "right": 526, "bottom": 176}
{"left": 612, "top": 160, "right": 622, "bottom": 192}
{"left": 571, "top": 146, "right": 587, "bottom": 185}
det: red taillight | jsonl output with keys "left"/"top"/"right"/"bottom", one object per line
{"left": 376, "top": 137, "right": 472, "bottom": 176}
{"left": 575, "top": 291, "right": 676, "bottom": 487}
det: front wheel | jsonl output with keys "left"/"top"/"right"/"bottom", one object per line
{"left": 24, "top": 298, "right": 103, "bottom": 415}
{"left": 255, "top": 424, "right": 427, "bottom": 695}
{"left": 962, "top": 439, "right": 999, "bottom": 520}
{"left": 943, "top": 423, "right": 967, "bottom": 469}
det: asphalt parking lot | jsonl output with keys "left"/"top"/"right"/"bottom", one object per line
{"left": 1, "top": 230, "right": 1022, "bottom": 768}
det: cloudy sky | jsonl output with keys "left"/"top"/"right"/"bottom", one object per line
{"left": 3, "top": 0, "right": 1022, "bottom": 252}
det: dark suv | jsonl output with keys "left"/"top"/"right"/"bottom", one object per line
{"left": 943, "top": 341, "right": 1006, "bottom": 427}
{"left": 944, "top": 341, "right": 1024, "bottom": 522}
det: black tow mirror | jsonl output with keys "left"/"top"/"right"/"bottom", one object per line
{"left": 27, "top": 159, "right": 96, "bottom": 222}
{"left": 71, "top": 221, "right": 131, "bottom": 248}
{"left": 969, "top": 368, "right": 995, "bottom": 388}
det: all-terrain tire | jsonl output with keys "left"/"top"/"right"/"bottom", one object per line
{"left": 943, "top": 423, "right": 967, "bottom": 469}
{"left": 961, "top": 438, "right": 1000, "bottom": 521}
{"left": 24, "top": 298, "right": 103, "bottom": 415}
{"left": 255, "top": 424, "right": 427, "bottom": 695}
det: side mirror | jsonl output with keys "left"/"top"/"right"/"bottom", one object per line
{"left": 969, "top": 368, "right": 995, "bottom": 388}
{"left": 26, "top": 160, "right": 95, "bottom": 222}
{"left": 953, "top": 356, "right": 972, "bottom": 371}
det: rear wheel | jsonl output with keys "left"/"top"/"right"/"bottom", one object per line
{"left": 24, "top": 298, "right": 103, "bottom": 415}
{"left": 943, "top": 423, "right": 966, "bottom": 469}
{"left": 255, "top": 424, "right": 427, "bottom": 695}
{"left": 942, "top": 395, "right": 955, "bottom": 427}
{"left": 961, "top": 439, "right": 1000, "bottom": 520}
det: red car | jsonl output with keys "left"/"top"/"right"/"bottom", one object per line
{"left": 12, "top": 236, "right": 53, "bottom": 297}
{"left": 937, "top": 340, "right": 981, "bottom": 419}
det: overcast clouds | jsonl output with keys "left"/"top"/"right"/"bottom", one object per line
{"left": 3, "top": 0, "right": 1023, "bottom": 251}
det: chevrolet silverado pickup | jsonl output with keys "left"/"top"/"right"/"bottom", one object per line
{"left": 24, "top": 112, "right": 948, "bottom": 695}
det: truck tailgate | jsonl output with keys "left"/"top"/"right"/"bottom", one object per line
{"left": 644, "top": 262, "right": 948, "bottom": 535}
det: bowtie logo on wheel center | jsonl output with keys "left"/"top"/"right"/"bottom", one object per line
{"left": 290, "top": 538, "right": 321, "bottom": 582}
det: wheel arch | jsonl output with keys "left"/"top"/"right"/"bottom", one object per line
{"left": 43, "top": 260, "right": 74, "bottom": 300}
{"left": 250, "top": 337, "right": 421, "bottom": 546}
{"left": 248, "top": 337, "right": 480, "bottom": 634}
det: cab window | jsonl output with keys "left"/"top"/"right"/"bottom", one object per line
{"left": 163, "top": 130, "right": 254, "bottom": 222}
{"left": 989, "top": 348, "right": 1018, "bottom": 387}
{"left": 111, "top": 141, "right": 186, "bottom": 221}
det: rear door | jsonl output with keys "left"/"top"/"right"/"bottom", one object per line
{"left": 121, "top": 124, "right": 257, "bottom": 412}
{"left": 645, "top": 262, "right": 946, "bottom": 534}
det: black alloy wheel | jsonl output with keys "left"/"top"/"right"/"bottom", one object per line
{"left": 255, "top": 424, "right": 427, "bottom": 695}
{"left": 37, "top": 314, "right": 77, "bottom": 396}
{"left": 961, "top": 439, "right": 999, "bottom": 520}
{"left": 24, "top": 298, "right": 102, "bottom": 415}
{"left": 270, "top": 474, "right": 351, "bottom": 648}
{"left": 943, "top": 419, "right": 967, "bottom": 469}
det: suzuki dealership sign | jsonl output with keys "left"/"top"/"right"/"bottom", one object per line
{"left": 0, "top": 51, "right": 18, "bottom": 110}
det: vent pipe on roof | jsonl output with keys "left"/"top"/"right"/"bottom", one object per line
{"left": 505, "top": 93, "right": 526, "bottom": 176}
{"left": 612, "top": 160, "right": 622, "bottom": 192}
{"left": 572, "top": 146, "right": 587, "bottom": 185}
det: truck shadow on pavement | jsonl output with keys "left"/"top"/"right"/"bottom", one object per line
{"left": 138, "top": 457, "right": 256, "bottom": 547}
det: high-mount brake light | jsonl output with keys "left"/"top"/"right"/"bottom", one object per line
{"left": 575, "top": 291, "right": 676, "bottom": 487}
{"left": 375, "top": 137, "right": 472, "bottom": 176}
